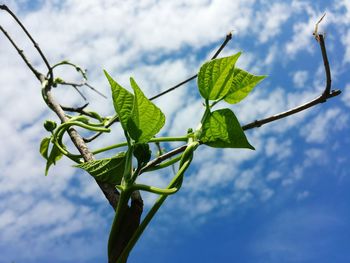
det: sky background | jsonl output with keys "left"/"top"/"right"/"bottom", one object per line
{"left": 0, "top": 0, "right": 350, "bottom": 262}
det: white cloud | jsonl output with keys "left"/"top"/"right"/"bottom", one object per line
{"left": 292, "top": 70, "right": 309, "bottom": 88}
{"left": 301, "top": 108, "right": 347, "bottom": 143}
{"left": 267, "top": 171, "right": 282, "bottom": 181}
{"left": 1, "top": 0, "right": 350, "bottom": 261}
{"left": 341, "top": 84, "right": 350, "bottom": 107}
{"left": 296, "top": 190, "right": 310, "bottom": 201}
{"left": 265, "top": 137, "right": 292, "bottom": 160}
{"left": 255, "top": 3, "right": 292, "bottom": 43}
{"left": 341, "top": 30, "right": 350, "bottom": 64}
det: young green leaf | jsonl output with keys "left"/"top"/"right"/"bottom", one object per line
{"left": 39, "top": 137, "right": 51, "bottom": 160}
{"left": 198, "top": 52, "right": 241, "bottom": 101}
{"left": 45, "top": 144, "right": 63, "bottom": 176}
{"left": 199, "top": 108, "right": 254, "bottom": 149}
{"left": 224, "top": 68, "right": 266, "bottom": 104}
{"left": 104, "top": 70, "right": 134, "bottom": 131}
{"left": 75, "top": 153, "right": 126, "bottom": 185}
{"left": 127, "top": 77, "right": 165, "bottom": 143}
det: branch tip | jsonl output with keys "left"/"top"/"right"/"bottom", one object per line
{"left": 313, "top": 13, "right": 326, "bottom": 41}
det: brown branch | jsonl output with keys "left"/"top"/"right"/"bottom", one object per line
{"left": 149, "top": 32, "right": 233, "bottom": 101}
{"left": 1, "top": 4, "right": 51, "bottom": 71}
{"left": 140, "top": 144, "right": 188, "bottom": 174}
{"left": 61, "top": 103, "right": 96, "bottom": 118}
{"left": 59, "top": 80, "right": 107, "bottom": 99}
{"left": 242, "top": 33, "right": 340, "bottom": 131}
{"left": 0, "top": 25, "right": 44, "bottom": 81}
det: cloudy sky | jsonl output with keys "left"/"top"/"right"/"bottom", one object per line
{"left": 1, "top": 0, "right": 350, "bottom": 262}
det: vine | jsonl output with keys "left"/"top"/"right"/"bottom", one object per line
{"left": 0, "top": 5, "right": 341, "bottom": 263}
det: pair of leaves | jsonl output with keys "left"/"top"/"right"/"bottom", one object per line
{"left": 104, "top": 71, "right": 165, "bottom": 143}
{"left": 39, "top": 137, "right": 63, "bottom": 176}
{"left": 75, "top": 153, "right": 126, "bottom": 185}
{"left": 198, "top": 53, "right": 266, "bottom": 104}
{"left": 197, "top": 53, "right": 265, "bottom": 149}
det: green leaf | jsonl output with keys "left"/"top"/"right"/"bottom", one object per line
{"left": 197, "top": 53, "right": 241, "bottom": 101}
{"left": 45, "top": 144, "right": 63, "bottom": 176}
{"left": 224, "top": 68, "right": 266, "bottom": 104}
{"left": 133, "top": 143, "right": 151, "bottom": 167}
{"left": 75, "top": 153, "right": 126, "bottom": 185}
{"left": 199, "top": 108, "right": 254, "bottom": 149}
{"left": 104, "top": 70, "right": 134, "bottom": 131}
{"left": 39, "top": 137, "right": 51, "bottom": 160}
{"left": 127, "top": 77, "right": 165, "bottom": 143}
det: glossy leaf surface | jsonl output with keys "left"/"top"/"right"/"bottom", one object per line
{"left": 200, "top": 108, "right": 254, "bottom": 149}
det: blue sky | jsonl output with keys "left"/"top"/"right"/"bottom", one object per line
{"left": 0, "top": 0, "right": 350, "bottom": 262}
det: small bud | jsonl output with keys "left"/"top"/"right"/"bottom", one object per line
{"left": 44, "top": 120, "right": 57, "bottom": 132}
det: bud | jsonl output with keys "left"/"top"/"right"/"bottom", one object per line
{"left": 44, "top": 120, "right": 57, "bottom": 132}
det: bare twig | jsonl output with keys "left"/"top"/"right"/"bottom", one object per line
{"left": 59, "top": 80, "right": 107, "bottom": 99}
{"left": 0, "top": 25, "right": 44, "bottom": 81}
{"left": 61, "top": 103, "right": 89, "bottom": 112}
{"left": 1, "top": 4, "right": 51, "bottom": 71}
{"left": 149, "top": 32, "right": 233, "bottom": 101}
{"left": 242, "top": 33, "right": 340, "bottom": 131}
{"left": 72, "top": 84, "right": 88, "bottom": 101}
{"left": 61, "top": 103, "right": 99, "bottom": 118}
{"left": 85, "top": 83, "right": 108, "bottom": 98}
{"left": 313, "top": 13, "right": 326, "bottom": 41}
{"left": 140, "top": 144, "right": 188, "bottom": 174}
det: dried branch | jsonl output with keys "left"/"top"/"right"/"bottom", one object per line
{"left": 149, "top": 32, "right": 233, "bottom": 101}
{"left": 242, "top": 33, "right": 340, "bottom": 131}
{"left": 0, "top": 25, "right": 44, "bottom": 81}
{"left": 61, "top": 103, "right": 94, "bottom": 117}
{"left": 140, "top": 144, "right": 188, "bottom": 174}
{"left": 0, "top": 4, "right": 51, "bottom": 72}
{"left": 58, "top": 80, "right": 107, "bottom": 99}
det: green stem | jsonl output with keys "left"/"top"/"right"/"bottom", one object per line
{"left": 91, "top": 142, "right": 128, "bottom": 155}
{"left": 130, "top": 183, "right": 179, "bottom": 195}
{"left": 70, "top": 135, "right": 189, "bottom": 159}
{"left": 51, "top": 120, "right": 110, "bottom": 160}
{"left": 117, "top": 142, "right": 198, "bottom": 262}
{"left": 150, "top": 136, "right": 188, "bottom": 143}
{"left": 108, "top": 188, "right": 131, "bottom": 261}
